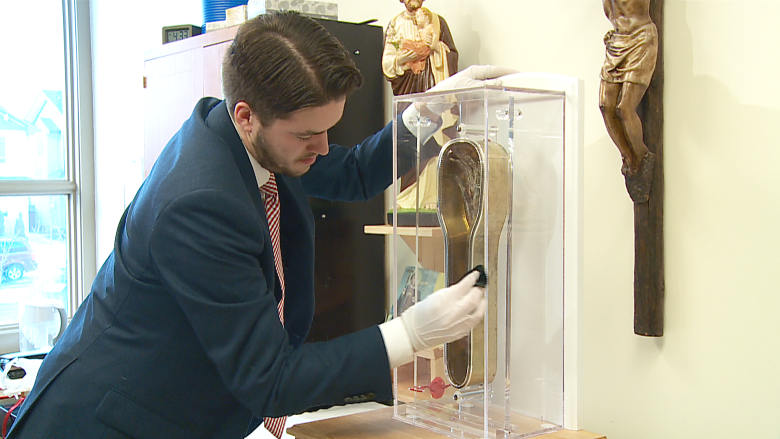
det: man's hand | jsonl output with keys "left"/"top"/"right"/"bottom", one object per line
{"left": 400, "top": 270, "right": 486, "bottom": 352}
{"left": 603, "top": 29, "right": 615, "bottom": 44}
{"left": 427, "top": 65, "right": 520, "bottom": 93}
{"left": 402, "top": 40, "right": 431, "bottom": 58}
{"left": 397, "top": 49, "right": 420, "bottom": 65}
{"left": 419, "top": 65, "right": 520, "bottom": 116}
{"left": 402, "top": 64, "right": 519, "bottom": 141}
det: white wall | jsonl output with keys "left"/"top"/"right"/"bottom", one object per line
{"left": 89, "top": 0, "right": 202, "bottom": 261}
{"left": 90, "top": 1, "right": 780, "bottom": 438}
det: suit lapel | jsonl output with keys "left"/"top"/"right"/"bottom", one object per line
{"left": 202, "top": 100, "right": 284, "bottom": 303}
{"left": 202, "top": 99, "right": 315, "bottom": 342}
{"left": 204, "top": 101, "right": 269, "bottom": 233}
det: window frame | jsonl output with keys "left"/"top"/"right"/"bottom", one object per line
{"left": 0, "top": 0, "right": 95, "bottom": 353}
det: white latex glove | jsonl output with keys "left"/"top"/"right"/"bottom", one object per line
{"left": 402, "top": 65, "right": 520, "bottom": 140}
{"left": 400, "top": 270, "right": 486, "bottom": 351}
{"left": 427, "top": 64, "right": 520, "bottom": 93}
{"left": 425, "top": 65, "right": 520, "bottom": 114}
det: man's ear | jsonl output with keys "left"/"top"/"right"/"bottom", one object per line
{"left": 233, "top": 101, "right": 254, "bottom": 136}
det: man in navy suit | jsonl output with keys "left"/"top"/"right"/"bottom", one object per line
{"left": 8, "top": 12, "right": 511, "bottom": 439}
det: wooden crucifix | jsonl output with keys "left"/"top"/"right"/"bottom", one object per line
{"left": 598, "top": 0, "right": 665, "bottom": 336}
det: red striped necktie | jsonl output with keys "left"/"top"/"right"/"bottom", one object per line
{"left": 259, "top": 173, "right": 286, "bottom": 438}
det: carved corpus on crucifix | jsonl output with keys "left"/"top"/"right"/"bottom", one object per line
{"left": 599, "top": 0, "right": 665, "bottom": 336}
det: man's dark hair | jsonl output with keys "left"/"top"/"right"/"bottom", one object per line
{"left": 222, "top": 11, "right": 363, "bottom": 125}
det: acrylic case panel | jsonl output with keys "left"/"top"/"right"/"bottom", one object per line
{"left": 391, "top": 86, "right": 567, "bottom": 438}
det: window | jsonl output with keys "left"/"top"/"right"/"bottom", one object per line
{"left": 0, "top": 0, "right": 95, "bottom": 353}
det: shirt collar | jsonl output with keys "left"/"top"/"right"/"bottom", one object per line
{"left": 227, "top": 104, "right": 271, "bottom": 187}
{"left": 245, "top": 146, "right": 271, "bottom": 188}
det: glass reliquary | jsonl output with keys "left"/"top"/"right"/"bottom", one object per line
{"left": 388, "top": 76, "right": 583, "bottom": 439}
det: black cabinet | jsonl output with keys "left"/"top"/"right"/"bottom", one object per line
{"left": 306, "top": 20, "right": 386, "bottom": 342}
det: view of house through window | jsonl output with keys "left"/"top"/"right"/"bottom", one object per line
{"left": 0, "top": 0, "right": 74, "bottom": 332}
{"left": 0, "top": 196, "right": 69, "bottom": 324}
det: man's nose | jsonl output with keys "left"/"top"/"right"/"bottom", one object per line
{"left": 308, "top": 132, "right": 329, "bottom": 156}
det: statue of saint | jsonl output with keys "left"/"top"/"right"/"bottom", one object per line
{"left": 383, "top": 0, "right": 459, "bottom": 95}
{"left": 598, "top": 0, "right": 658, "bottom": 201}
{"left": 385, "top": 0, "right": 460, "bottom": 212}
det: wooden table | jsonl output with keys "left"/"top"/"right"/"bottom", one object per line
{"left": 287, "top": 407, "right": 605, "bottom": 439}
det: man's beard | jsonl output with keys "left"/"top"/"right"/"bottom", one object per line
{"left": 250, "top": 130, "right": 307, "bottom": 177}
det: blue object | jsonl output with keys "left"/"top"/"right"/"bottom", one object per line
{"left": 202, "top": 0, "right": 247, "bottom": 24}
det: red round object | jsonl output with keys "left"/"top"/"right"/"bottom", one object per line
{"left": 429, "top": 376, "right": 448, "bottom": 399}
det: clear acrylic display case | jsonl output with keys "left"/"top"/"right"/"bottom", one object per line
{"left": 389, "top": 77, "right": 582, "bottom": 439}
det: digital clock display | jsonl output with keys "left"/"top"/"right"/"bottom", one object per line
{"left": 162, "top": 25, "right": 202, "bottom": 44}
{"left": 167, "top": 29, "right": 190, "bottom": 41}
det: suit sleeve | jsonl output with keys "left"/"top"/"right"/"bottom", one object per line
{"left": 302, "top": 117, "right": 437, "bottom": 201}
{"left": 149, "top": 189, "right": 392, "bottom": 417}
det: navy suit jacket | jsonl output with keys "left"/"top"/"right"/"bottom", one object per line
{"left": 9, "top": 98, "right": 410, "bottom": 439}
